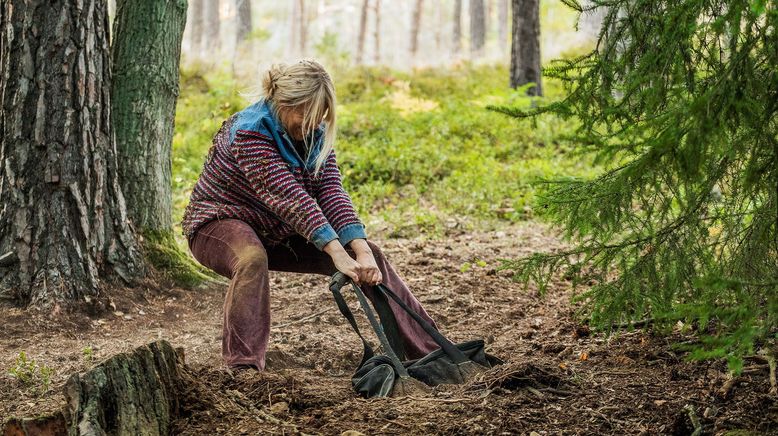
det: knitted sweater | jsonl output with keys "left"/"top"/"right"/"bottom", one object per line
{"left": 181, "top": 101, "right": 366, "bottom": 250}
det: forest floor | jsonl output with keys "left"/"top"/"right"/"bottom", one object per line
{"left": 1, "top": 221, "right": 776, "bottom": 435}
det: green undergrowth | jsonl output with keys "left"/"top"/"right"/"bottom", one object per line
{"left": 172, "top": 63, "right": 595, "bottom": 243}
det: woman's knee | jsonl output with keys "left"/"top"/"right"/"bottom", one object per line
{"left": 233, "top": 244, "right": 269, "bottom": 273}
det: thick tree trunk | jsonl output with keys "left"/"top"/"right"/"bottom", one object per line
{"left": 111, "top": 0, "right": 187, "bottom": 234}
{"left": 510, "top": 0, "right": 542, "bottom": 95}
{"left": 236, "top": 0, "right": 252, "bottom": 43}
{"left": 189, "top": 0, "right": 204, "bottom": 57}
{"left": 204, "top": 0, "right": 221, "bottom": 53}
{"left": 498, "top": 0, "right": 509, "bottom": 52}
{"left": 470, "top": 0, "right": 486, "bottom": 58}
{"left": 374, "top": 0, "right": 381, "bottom": 64}
{"left": 65, "top": 341, "right": 183, "bottom": 435}
{"left": 410, "top": 0, "right": 424, "bottom": 59}
{"left": 453, "top": 0, "right": 462, "bottom": 54}
{"left": 0, "top": 0, "right": 144, "bottom": 307}
{"left": 356, "top": 0, "right": 369, "bottom": 64}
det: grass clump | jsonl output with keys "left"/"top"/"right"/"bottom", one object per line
{"left": 7, "top": 352, "right": 53, "bottom": 394}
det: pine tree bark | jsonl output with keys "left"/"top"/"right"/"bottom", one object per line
{"left": 205, "top": 0, "right": 221, "bottom": 53}
{"left": 356, "top": 0, "right": 370, "bottom": 64}
{"left": 410, "top": 0, "right": 424, "bottom": 59}
{"left": 0, "top": 0, "right": 144, "bottom": 307}
{"left": 510, "top": 0, "right": 542, "bottom": 95}
{"left": 235, "top": 0, "right": 252, "bottom": 43}
{"left": 111, "top": 0, "right": 187, "bottom": 235}
{"left": 453, "top": 0, "right": 462, "bottom": 54}
{"left": 189, "top": 0, "right": 204, "bottom": 57}
{"left": 470, "top": 0, "right": 486, "bottom": 58}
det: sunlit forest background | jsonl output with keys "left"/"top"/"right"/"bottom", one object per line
{"left": 165, "top": 0, "right": 601, "bottom": 246}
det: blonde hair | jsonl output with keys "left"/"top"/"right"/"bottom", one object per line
{"left": 262, "top": 60, "right": 336, "bottom": 175}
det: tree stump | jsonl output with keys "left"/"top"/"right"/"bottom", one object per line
{"left": 64, "top": 340, "right": 183, "bottom": 436}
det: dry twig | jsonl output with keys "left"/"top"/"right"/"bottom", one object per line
{"left": 273, "top": 307, "right": 335, "bottom": 329}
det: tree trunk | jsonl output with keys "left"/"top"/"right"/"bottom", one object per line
{"left": 189, "top": 0, "right": 204, "bottom": 57}
{"left": 470, "top": 0, "right": 486, "bottom": 58}
{"left": 236, "top": 0, "right": 252, "bottom": 43}
{"left": 510, "top": 0, "right": 542, "bottom": 95}
{"left": 291, "top": 0, "right": 299, "bottom": 55}
{"left": 356, "top": 0, "right": 369, "bottom": 64}
{"left": 453, "top": 0, "right": 462, "bottom": 54}
{"left": 204, "top": 0, "right": 221, "bottom": 53}
{"left": 111, "top": 1, "right": 187, "bottom": 235}
{"left": 297, "top": 0, "right": 307, "bottom": 54}
{"left": 65, "top": 341, "right": 183, "bottom": 435}
{"left": 410, "top": 0, "right": 424, "bottom": 59}
{"left": 374, "top": 0, "right": 381, "bottom": 64}
{"left": 498, "top": 0, "right": 509, "bottom": 52}
{"left": 0, "top": 0, "right": 145, "bottom": 308}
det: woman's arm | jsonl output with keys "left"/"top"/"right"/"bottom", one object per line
{"left": 315, "top": 149, "right": 367, "bottom": 247}
{"left": 231, "top": 130, "right": 338, "bottom": 250}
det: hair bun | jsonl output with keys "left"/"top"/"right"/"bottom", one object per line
{"left": 262, "top": 63, "right": 286, "bottom": 98}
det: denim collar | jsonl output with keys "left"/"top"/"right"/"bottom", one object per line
{"left": 229, "top": 98, "right": 324, "bottom": 170}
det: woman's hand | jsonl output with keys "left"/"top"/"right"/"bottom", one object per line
{"left": 350, "top": 239, "right": 382, "bottom": 286}
{"left": 324, "top": 239, "right": 382, "bottom": 286}
{"left": 324, "top": 240, "right": 364, "bottom": 284}
{"left": 355, "top": 251, "right": 382, "bottom": 286}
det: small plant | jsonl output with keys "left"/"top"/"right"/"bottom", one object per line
{"left": 460, "top": 258, "right": 488, "bottom": 272}
{"left": 82, "top": 346, "right": 94, "bottom": 363}
{"left": 8, "top": 351, "right": 36, "bottom": 385}
{"left": 7, "top": 351, "right": 54, "bottom": 393}
{"left": 39, "top": 364, "right": 53, "bottom": 393}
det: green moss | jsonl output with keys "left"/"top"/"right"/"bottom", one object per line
{"left": 142, "top": 229, "right": 218, "bottom": 288}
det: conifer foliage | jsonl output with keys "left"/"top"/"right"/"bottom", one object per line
{"left": 494, "top": 0, "right": 777, "bottom": 370}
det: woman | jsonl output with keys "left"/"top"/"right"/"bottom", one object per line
{"left": 182, "top": 60, "right": 441, "bottom": 370}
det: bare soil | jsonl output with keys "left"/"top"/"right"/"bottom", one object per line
{"left": 1, "top": 222, "right": 776, "bottom": 435}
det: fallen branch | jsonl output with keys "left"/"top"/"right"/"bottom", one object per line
{"left": 405, "top": 396, "right": 473, "bottom": 403}
{"left": 539, "top": 387, "right": 575, "bottom": 396}
{"left": 683, "top": 404, "right": 702, "bottom": 436}
{"left": 767, "top": 354, "right": 777, "bottom": 396}
{"left": 273, "top": 307, "right": 334, "bottom": 329}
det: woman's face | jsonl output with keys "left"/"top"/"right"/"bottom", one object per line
{"left": 279, "top": 106, "right": 307, "bottom": 141}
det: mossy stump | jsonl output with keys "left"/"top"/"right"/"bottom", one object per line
{"left": 63, "top": 340, "right": 183, "bottom": 436}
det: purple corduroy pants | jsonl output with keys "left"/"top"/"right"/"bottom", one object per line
{"left": 188, "top": 218, "right": 441, "bottom": 370}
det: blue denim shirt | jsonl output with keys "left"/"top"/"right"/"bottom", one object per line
{"left": 229, "top": 98, "right": 324, "bottom": 170}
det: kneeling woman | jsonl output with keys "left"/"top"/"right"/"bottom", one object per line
{"left": 182, "top": 60, "right": 440, "bottom": 370}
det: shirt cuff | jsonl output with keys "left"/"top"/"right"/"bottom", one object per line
{"left": 337, "top": 223, "right": 368, "bottom": 248}
{"left": 310, "top": 224, "right": 339, "bottom": 251}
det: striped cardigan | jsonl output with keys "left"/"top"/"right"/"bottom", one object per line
{"left": 181, "top": 107, "right": 366, "bottom": 250}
